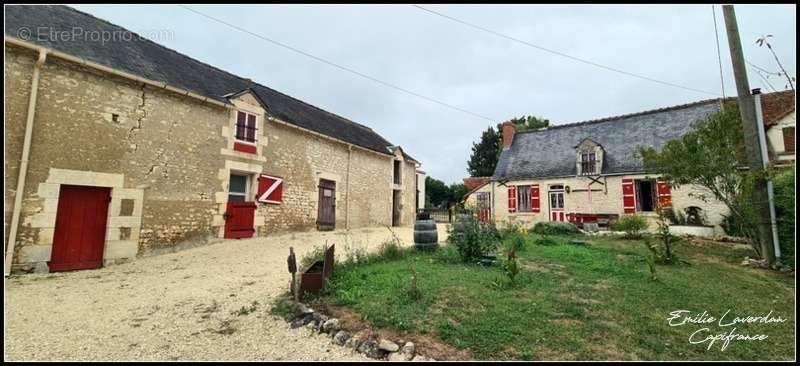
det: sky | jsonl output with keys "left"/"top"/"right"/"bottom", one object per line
{"left": 73, "top": 4, "right": 797, "bottom": 185}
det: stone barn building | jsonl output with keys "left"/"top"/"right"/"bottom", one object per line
{"left": 4, "top": 5, "right": 421, "bottom": 273}
{"left": 467, "top": 90, "right": 795, "bottom": 233}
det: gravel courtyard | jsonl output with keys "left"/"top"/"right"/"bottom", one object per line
{"left": 3, "top": 225, "right": 448, "bottom": 361}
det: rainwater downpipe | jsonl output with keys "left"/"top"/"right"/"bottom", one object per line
{"left": 345, "top": 144, "right": 352, "bottom": 230}
{"left": 752, "top": 89, "right": 781, "bottom": 260}
{"left": 5, "top": 48, "right": 47, "bottom": 276}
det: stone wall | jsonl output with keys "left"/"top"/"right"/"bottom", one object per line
{"left": 4, "top": 44, "right": 418, "bottom": 271}
{"left": 491, "top": 174, "right": 731, "bottom": 234}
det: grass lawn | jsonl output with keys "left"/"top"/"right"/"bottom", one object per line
{"left": 312, "top": 234, "right": 795, "bottom": 361}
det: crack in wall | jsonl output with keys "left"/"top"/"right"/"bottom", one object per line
{"left": 127, "top": 84, "right": 147, "bottom": 152}
{"left": 145, "top": 105, "right": 178, "bottom": 179}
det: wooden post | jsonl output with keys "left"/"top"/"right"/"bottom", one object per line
{"left": 287, "top": 247, "right": 298, "bottom": 303}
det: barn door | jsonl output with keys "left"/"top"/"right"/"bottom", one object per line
{"left": 224, "top": 173, "right": 256, "bottom": 239}
{"left": 392, "top": 190, "right": 402, "bottom": 227}
{"left": 49, "top": 185, "right": 111, "bottom": 271}
{"left": 224, "top": 201, "right": 256, "bottom": 239}
{"left": 317, "top": 179, "right": 336, "bottom": 231}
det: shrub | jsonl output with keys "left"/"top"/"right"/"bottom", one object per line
{"left": 375, "top": 236, "right": 406, "bottom": 262}
{"left": 405, "top": 261, "right": 422, "bottom": 302}
{"left": 773, "top": 168, "right": 795, "bottom": 266}
{"left": 506, "top": 232, "right": 527, "bottom": 252}
{"left": 613, "top": 214, "right": 648, "bottom": 239}
{"left": 447, "top": 215, "right": 499, "bottom": 263}
{"left": 501, "top": 248, "right": 520, "bottom": 286}
{"left": 653, "top": 207, "right": 680, "bottom": 264}
{"left": 531, "top": 221, "right": 579, "bottom": 236}
{"left": 300, "top": 244, "right": 328, "bottom": 270}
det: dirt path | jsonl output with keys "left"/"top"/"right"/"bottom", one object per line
{"left": 3, "top": 225, "right": 449, "bottom": 361}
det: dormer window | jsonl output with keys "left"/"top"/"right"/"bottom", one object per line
{"left": 575, "top": 138, "right": 603, "bottom": 176}
{"left": 235, "top": 111, "right": 258, "bottom": 144}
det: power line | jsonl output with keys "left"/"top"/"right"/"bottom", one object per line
{"left": 413, "top": 5, "right": 721, "bottom": 97}
{"left": 712, "top": 5, "right": 726, "bottom": 99}
{"left": 179, "top": 5, "right": 499, "bottom": 123}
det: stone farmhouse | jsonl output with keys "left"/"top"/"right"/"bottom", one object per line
{"left": 466, "top": 90, "right": 795, "bottom": 233}
{"left": 4, "top": 5, "right": 422, "bottom": 273}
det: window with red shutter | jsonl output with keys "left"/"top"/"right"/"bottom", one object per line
{"left": 234, "top": 111, "right": 259, "bottom": 154}
{"left": 257, "top": 174, "right": 284, "bottom": 204}
{"left": 621, "top": 179, "right": 636, "bottom": 214}
{"left": 508, "top": 186, "right": 517, "bottom": 213}
{"left": 530, "top": 184, "right": 540, "bottom": 212}
{"left": 656, "top": 180, "right": 672, "bottom": 208}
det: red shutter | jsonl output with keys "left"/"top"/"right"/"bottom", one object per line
{"left": 656, "top": 180, "right": 672, "bottom": 207}
{"left": 257, "top": 174, "right": 284, "bottom": 204}
{"left": 622, "top": 178, "right": 636, "bottom": 214}
{"left": 530, "top": 184, "right": 540, "bottom": 212}
{"left": 508, "top": 186, "right": 517, "bottom": 213}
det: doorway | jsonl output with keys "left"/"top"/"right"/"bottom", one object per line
{"left": 317, "top": 179, "right": 336, "bottom": 231}
{"left": 549, "top": 189, "right": 565, "bottom": 222}
{"left": 224, "top": 173, "right": 256, "bottom": 239}
{"left": 392, "top": 190, "right": 402, "bottom": 226}
{"left": 49, "top": 185, "right": 111, "bottom": 271}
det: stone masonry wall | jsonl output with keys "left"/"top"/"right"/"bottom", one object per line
{"left": 491, "top": 174, "right": 731, "bottom": 234}
{"left": 5, "top": 44, "right": 418, "bottom": 270}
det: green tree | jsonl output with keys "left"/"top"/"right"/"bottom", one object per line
{"left": 467, "top": 126, "right": 502, "bottom": 177}
{"left": 639, "top": 105, "right": 770, "bottom": 259}
{"left": 507, "top": 115, "right": 550, "bottom": 132}
{"left": 425, "top": 176, "right": 450, "bottom": 208}
{"left": 466, "top": 116, "right": 551, "bottom": 178}
{"left": 448, "top": 183, "right": 468, "bottom": 206}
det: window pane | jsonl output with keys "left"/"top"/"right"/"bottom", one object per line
{"left": 229, "top": 174, "right": 247, "bottom": 194}
{"left": 517, "top": 186, "right": 531, "bottom": 212}
{"left": 228, "top": 194, "right": 245, "bottom": 202}
{"left": 246, "top": 114, "right": 257, "bottom": 141}
{"left": 236, "top": 112, "right": 247, "bottom": 140}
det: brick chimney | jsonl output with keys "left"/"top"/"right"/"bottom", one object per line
{"left": 501, "top": 121, "right": 516, "bottom": 149}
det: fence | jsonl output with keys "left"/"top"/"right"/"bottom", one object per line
{"left": 417, "top": 208, "right": 473, "bottom": 223}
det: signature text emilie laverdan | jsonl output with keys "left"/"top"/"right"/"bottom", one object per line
{"left": 666, "top": 309, "right": 786, "bottom": 351}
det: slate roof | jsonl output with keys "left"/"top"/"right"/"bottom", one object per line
{"left": 493, "top": 98, "right": 724, "bottom": 181}
{"left": 5, "top": 5, "right": 416, "bottom": 161}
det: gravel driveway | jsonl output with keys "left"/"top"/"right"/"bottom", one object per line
{"left": 3, "top": 225, "right": 448, "bottom": 361}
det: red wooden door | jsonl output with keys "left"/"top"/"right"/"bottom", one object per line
{"left": 224, "top": 201, "right": 256, "bottom": 239}
{"left": 317, "top": 179, "right": 336, "bottom": 231}
{"left": 49, "top": 185, "right": 111, "bottom": 271}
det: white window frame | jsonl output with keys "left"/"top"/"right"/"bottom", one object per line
{"left": 228, "top": 173, "right": 252, "bottom": 202}
{"left": 235, "top": 111, "right": 258, "bottom": 146}
{"left": 517, "top": 185, "right": 532, "bottom": 213}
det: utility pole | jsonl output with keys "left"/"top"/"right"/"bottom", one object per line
{"left": 722, "top": 5, "right": 777, "bottom": 265}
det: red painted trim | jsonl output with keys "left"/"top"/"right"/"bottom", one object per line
{"left": 234, "top": 141, "right": 257, "bottom": 154}
{"left": 622, "top": 178, "right": 636, "bottom": 214}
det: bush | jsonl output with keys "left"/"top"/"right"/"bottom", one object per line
{"left": 300, "top": 244, "right": 328, "bottom": 270}
{"left": 774, "top": 168, "right": 795, "bottom": 266}
{"left": 531, "top": 221, "right": 579, "bottom": 236}
{"left": 722, "top": 168, "right": 794, "bottom": 266}
{"left": 447, "top": 215, "right": 499, "bottom": 263}
{"left": 376, "top": 237, "right": 406, "bottom": 261}
{"left": 613, "top": 214, "right": 648, "bottom": 239}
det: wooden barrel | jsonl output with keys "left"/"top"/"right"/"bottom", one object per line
{"left": 413, "top": 219, "right": 438, "bottom": 250}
